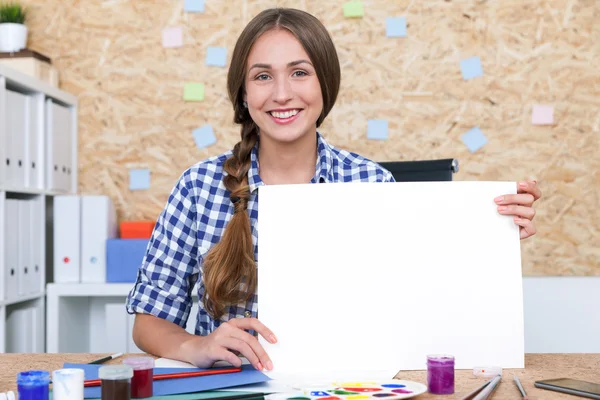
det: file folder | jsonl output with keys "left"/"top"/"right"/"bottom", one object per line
{"left": 29, "top": 197, "right": 43, "bottom": 293}
{"left": 17, "top": 199, "right": 31, "bottom": 296}
{"left": 53, "top": 195, "right": 81, "bottom": 283}
{"left": 27, "top": 93, "right": 44, "bottom": 190}
{"left": 46, "top": 100, "right": 72, "bottom": 193}
{"left": 6, "top": 90, "right": 28, "bottom": 189}
{"left": 4, "top": 199, "right": 19, "bottom": 300}
{"left": 81, "top": 196, "right": 118, "bottom": 283}
{"left": 0, "top": 76, "right": 6, "bottom": 186}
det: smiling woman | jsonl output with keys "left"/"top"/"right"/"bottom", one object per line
{"left": 124, "top": 7, "right": 541, "bottom": 373}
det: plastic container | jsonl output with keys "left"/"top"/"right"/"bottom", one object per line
{"left": 123, "top": 356, "right": 155, "bottom": 398}
{"left": 120, "top": 221, "right": 155, "bottom": 239}
{"left": 52, "top": 368, "right": 84, "bottom": 400}
{"left": 426, "top": 354, "right": 455, "bottom": 395}
{"left": 473, "top": 365, "right": 502, "bottom": 378}
{"left": 17, "top": 370, "right": 50, "bottom": 400}
{"left": 99, "top": 365, "right": 134, "bottom": 400}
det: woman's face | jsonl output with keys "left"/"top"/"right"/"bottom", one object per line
{"left": 244, "top": 29, "right": 323, "bottom": 146}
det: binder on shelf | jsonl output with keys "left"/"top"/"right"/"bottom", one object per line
{"left": 29, "top": 198, "right": 43, "bottom": 294}
{"left": 0, "top": 77, "right": 6, "bottom": 187}
{"left": 4, "top": 199, "right": 19, "bottom": 300}
{"left": 46, "top": 99, "right": 73, "bottom": 193}
{"left": 29, "top": 304, "right": 44, "bottom": 352}
{"left": 17, "top": 199, "right": 31, "bottom": 296}
{"left": 6, "top": 89, "right": 29, "bottom": 189}
{"left": 6, "top": 307, "right": 31, "bottom": 352}
{"left": 53, "top": 195, "right": 81, "bottom": 283}
{"left": 27, "top": 93, "right": 44, "bottom": 190}
{"left": 104, "top": 303, "right": 128, "bottom": 353}
{"left": 81, "top": 195, "right": 118, "bottom": 283}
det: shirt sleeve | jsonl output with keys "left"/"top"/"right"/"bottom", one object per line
{"left": 125, "top": 172, "right": 199, "bottom": 329}
{"left": 383, "top": 169, "right": 396, "bottom": 182}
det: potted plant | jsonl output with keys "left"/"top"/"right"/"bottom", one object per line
{"left": 0, "top": 2, "right": 27, "bottom": 52}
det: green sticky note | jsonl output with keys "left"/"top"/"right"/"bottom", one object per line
{"left": 184, "top": 83, "right": 205, "bottom": 101}
{"left": 343, "top": 1, "right": 364, "bottom": 17}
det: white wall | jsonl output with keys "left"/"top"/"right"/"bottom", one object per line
{"left": 523, "top": 277, "right": 600, "bottom": 353}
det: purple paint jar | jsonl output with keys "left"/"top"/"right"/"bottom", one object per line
{"left": 426, "top": 354, "right": 455, "bottom": 394}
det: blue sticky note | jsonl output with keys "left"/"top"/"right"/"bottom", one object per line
{"left": 460, "top": 56, "right": 483, "bottom": 80}
{"left": 184, "top": 0, "right": 204, "bottom": 12}
{"left": 193, "top": 125, "right": 217, "bottom": 149}
{"left": 461, "top": 126, "right": 488, "bottom": 152}
{"left": 368, "top": 119, "right": 388, "bottom": 140}
{"left": 62, "top": 363, "right": 270, "bottom": 398}
{"left": 129, "top": 168, "right": 150, "bottom": 190}
{"left": 206, "top": 46, "right": 227, "bottom": 67}
{"left": 386, "top": 17, "right": 407, "bottom": 37}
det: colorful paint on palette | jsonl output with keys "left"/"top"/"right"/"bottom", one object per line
{"left": 289, "top": 380, "right": 428, "bottom": 400}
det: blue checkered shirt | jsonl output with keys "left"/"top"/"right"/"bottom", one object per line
{"left": 125, "top": 132, "right": 395, "bottom": 336}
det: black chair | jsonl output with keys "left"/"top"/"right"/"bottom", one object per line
{"left": 378, "top": 158, "right": 459, "bottom": 182}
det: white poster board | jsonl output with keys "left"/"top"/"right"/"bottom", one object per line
{"left": 257, "top": 181, "right": 524, "bottom": 381}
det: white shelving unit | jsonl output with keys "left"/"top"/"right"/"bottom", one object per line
{"left": 0, "top": 64, "right": 78, "bottom": 353}
{"left": 46, "top": 283, "right": 198, "bottom": 354}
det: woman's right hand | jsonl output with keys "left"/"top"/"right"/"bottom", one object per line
{"left": 181, "top": 317, "right": 277, "bottom": 371}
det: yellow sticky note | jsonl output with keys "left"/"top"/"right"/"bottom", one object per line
{"left": 184, "top": 83, "right": 205, "bottom": 101}
{"left": 343, "top": 1, "right": 364, "bottom": 18}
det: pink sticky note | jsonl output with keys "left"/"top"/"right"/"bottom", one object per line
{"left": 532, "top": 105, "right": 554, "bottom": 125}
{"left": 162, "top": 27, "right": 183, "bottom": 48}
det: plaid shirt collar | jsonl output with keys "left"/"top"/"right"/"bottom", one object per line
{"left": 248, "top": 131, "right": 333, "bottom": 194}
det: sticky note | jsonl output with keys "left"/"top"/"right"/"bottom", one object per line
{"left": 184, "top": 0, "right": 205, "bottom": 13}
{"left": 461, "top": 127, "right": 488, "bottom": 153}
{"left": 192, "top": 125, "right": 217, "bottom": 149}
{"left": 532, "top": 105, "right": 554, "bottom": 125}
{"left": 129, "top": 169, "right": 150, "bottom": 191}
{"left": 367, "top": 119, "right": 388, "bottom": 140}
{"left": 184, "top": 83, "right": 205, "bottom": 101}
{"left": 386, "top": 17, "right": 407, "bottom": 37}
{"left": 206, "top": 46, "right": 227, "bottom": 67}
{"left": 460, "top": 56, "right": 483, "bottom": 80}
{"left": 343, "top": 1, "right": 364, "bottom": 18}
{"left": 162, "top": 27, "right": 183, "bottom": 48}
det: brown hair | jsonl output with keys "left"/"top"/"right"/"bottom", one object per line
{"left": 202, "top": 8, "right": 341, "bottom": 319}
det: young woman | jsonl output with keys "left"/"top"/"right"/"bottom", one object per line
{"left": 126, "top": 7, "right": 541, "bottom": 373}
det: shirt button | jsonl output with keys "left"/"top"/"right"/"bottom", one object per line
{"left": 244, "top": 311, "right": 252, "bottom": 318}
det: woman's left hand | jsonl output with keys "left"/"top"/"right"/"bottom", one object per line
{"left": 495, "top": 180, "right": 542, "bottom": 240}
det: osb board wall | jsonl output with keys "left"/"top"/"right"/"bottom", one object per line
{"left": 18, "top": 0, "right": 599, "bottom": 276}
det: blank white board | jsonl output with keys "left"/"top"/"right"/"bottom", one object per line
{"left": 257, "top": 181, "right": 524, "bottom": 381}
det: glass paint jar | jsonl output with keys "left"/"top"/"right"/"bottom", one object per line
{"left": 123, "top": 356, "right": 155, "bottom": 398}
{"left": 99, "top": 365, "right": 134, "bottom": 400}
{"left": 17, "top": 370, "right": 50, "bottom": 400}
{"left": 426, "top": 354, "right": 455, "bottom": 394}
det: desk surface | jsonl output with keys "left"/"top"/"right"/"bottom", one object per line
{"left": 0, "top": 353, "right": 598, "bottom": 399}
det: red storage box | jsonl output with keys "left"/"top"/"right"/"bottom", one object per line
{"left": 120, "top": 221, "right": 155, "bottom": 239}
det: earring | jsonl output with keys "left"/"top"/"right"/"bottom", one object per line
{"left": 242, "top": 101, "right": 248, "bottom": 108}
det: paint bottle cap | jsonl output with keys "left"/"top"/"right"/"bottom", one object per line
{"left": 426, "top": 354, "right": 455, "bottom": 367}
{"left": 473, "top": 366, "right": 502, "bottom": 378}
{"left": 53, "top": 368, "right": 84, "bottom": 382}
{"left": 16, "top": 370, "right": 51, "bottom": 386}
{"left": 99, "top": 365, "right": 134, "bottom": 380}
{"left": 123, "top": 356, "right": 155, "bottom": 371}
{"left": 6, "top": 392, "right": 15, "bottom": 400}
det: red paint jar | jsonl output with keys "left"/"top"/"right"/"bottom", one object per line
{"left": 123, "top": 356, "right": 154, "bottom": 398}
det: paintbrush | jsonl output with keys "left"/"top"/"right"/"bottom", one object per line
{"left": 460, "top": 377, "right": 495, "bottom": 400}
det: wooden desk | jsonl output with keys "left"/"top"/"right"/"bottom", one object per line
{"left": 0, "top": 353, "right": 598, "bottom": 399}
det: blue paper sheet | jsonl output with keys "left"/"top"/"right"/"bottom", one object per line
{"left": 63, "top": 363, "right": 270, "bottom": 399}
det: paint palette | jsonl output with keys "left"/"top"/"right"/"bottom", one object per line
{"left": 270, "top": 380, "right": 427, "bottom": 400}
